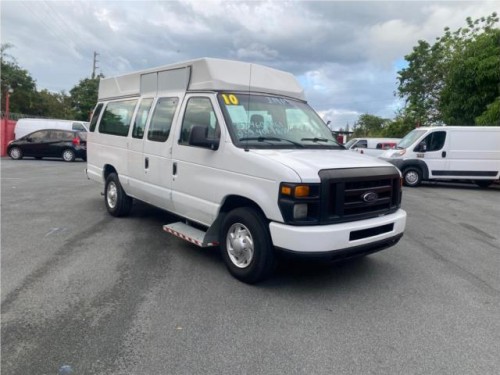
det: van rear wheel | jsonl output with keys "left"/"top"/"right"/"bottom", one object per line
{"left": 105, "top": 173, "right": 133, "bottom": 217}
{"left": 403, "top": 167, "right": 422, "bottom": 187}
{"left": 220, "top": 207, "right": 275, "bottom": 284}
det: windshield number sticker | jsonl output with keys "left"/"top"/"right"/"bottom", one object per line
{"left": 222, "top": 94, "right": 239, "bottom": 105}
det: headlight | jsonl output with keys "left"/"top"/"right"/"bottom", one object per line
{"left": 278, "top": 183, "right": 320, "bottom": 225}
{"left": 391, "top": 149, "right": 406, "bottom": 158}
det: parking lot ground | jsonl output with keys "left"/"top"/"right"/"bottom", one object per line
{"left": 2, "top": 158, "right": 500, "bottom": 375}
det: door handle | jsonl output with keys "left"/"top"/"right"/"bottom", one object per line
{"left": 145, "top": 157, "right": 149, "bottom": 169}
{"left": 173, "top": 162, "right": 177, "bottom": 175}
{"left": 442, "top": 151, "right": 447, "bottom": 158}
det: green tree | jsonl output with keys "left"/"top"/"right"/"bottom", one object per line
{"left": 70, "top": 77, "right": 100, "bottom": 121}
{"left": 440, "top": 28, "right": 500, "bottom": 124}
{"left": 1, "top": 43, "right": 38, "bottom": 116}
{"left": 397, "top": 40, "right": 446, "bottom": 125}
{"left": 381, "top": 111, "right": 417, "bottom": 138}
{"left": 352, "top": 114, "right": 389, "bottom": 137}
{"left": 476, "top": 97, "right": 500, "bottom": 125}
{"left": 397, "top": 13, "right": 499, "bottom": 126}
{"left": 34, "top": 89, "right": 75, "bottom": 119}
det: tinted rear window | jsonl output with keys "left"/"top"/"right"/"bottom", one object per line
{"left": 99, "top": 99, "right": 138, "bottom": 136}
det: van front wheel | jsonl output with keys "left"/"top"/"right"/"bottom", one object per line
{"left": 220, "top": 207, "right": 275, "bottom": 284}
{"left": 105, "top": 173, "right": 132, "bottom": 217}
{"left": 403, "top": 167, "right": 422, "bottom": 187}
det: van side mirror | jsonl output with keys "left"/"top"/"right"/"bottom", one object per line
{"left": 189, "top": 125, "right": 219, "bottom": 150}
{"left": 417, "top": 141, "right": 427, "bottom": 152}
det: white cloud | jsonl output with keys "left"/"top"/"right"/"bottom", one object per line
{"left": 2, "top": 0, "right": 498, "bottom": 125}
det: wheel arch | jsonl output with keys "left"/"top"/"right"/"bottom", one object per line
{"left": 103, "top": 164, "right": 118, "bottom": 182}
{"left": 205, "top": 195, "right": 268, "bottom": 244}
{"left": 401, "top": 159, "right": 429, "bottom": 180}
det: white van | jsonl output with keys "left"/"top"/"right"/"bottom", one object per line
{"left": 86, "top": 58, "right": 407, "bottom": 283}
{"left": 344, "top": 137, "right": 400, "bottom": 156}
{"left": 380, "top": 126, "right": 500, "bottom": 187}
{"left": 15, "top": 118, "right": 89, "bottom": 140}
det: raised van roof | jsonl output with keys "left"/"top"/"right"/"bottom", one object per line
{"left": 98, "top": 58, "right": 305, "bottom": 101}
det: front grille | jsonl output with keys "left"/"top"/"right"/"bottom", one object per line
{"left": 319, "top": 167, "right": 401, "bottom": 224}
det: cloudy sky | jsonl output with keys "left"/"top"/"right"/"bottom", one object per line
{"left": 1, "top": 0, "right": 498, "bottom": 129}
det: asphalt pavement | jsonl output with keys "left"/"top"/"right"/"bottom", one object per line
{"left": 1, "top": 158, "right": 499, "bottom": 375}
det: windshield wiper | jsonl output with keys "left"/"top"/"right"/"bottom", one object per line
{"left": 239, "top": 137, "right": 304, "bottom": 148}
{"left": 301, "top": 137, "right": 344, "bottom": 148}
{"left": 301, "top": 137, "right": 329, "bottom": 142}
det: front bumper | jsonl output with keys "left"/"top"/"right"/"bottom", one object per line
{"left": 269, "top": 209, "right": 406, "bottom": 254}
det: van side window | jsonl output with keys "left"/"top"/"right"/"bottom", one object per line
{"left": 132, "top": 98, "right": 153, "bottom": 139}
{"left": 179, "top": 97, "right": 220, "bottom": 146}
{"left": 99, "top": 99, "right": 138, "bottom": 136}
{"left": 89, "top": 103, "right": 104, "bottom": 132}
{"left": 356, "top": 140, "right": 367, "bottom": 148}
{"left": 148, "top": 98, "right": 178, "bottom": 142}
{"left": 423, "top": 131, "right": 446, "bottom": 152}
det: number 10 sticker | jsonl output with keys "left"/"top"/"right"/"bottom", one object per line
{"left": 221, "top": 94, "right": 239, "bottom": 105}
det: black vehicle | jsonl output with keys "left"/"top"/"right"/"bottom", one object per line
{"left": 7, "top": 129, "right": 87, "bottom": 162}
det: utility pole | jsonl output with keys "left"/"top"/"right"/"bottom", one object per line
{"left": 92, "top": 51, "right": 99, "bottom": 79}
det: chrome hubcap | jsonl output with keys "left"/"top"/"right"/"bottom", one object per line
{"left": 226, "top": 223, "right": 254, "bottom": 268}
{"left": 406, "top": 171, "right": 418, "bottom": 184}
{"left": 11, "top": 148, "right": 20, "bottom": 159}
{"left": 107, "top": 182, "right": 118, "bottom": 209}
{"left": 63, "top": 151, "right": 73, "bottom": 161}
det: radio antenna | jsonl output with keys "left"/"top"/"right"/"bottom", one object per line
{"left": 244, "top": 63, "right": 252, "bottom": 152}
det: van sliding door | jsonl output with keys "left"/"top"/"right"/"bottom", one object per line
{"left": 139, "top": 97, "right": 179, "bottom": 211}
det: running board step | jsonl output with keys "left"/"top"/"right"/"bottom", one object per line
{"left": 163, "top": 222, "right": 219, "bottom": 248}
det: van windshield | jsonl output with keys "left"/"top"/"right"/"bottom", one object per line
{"left": 397, "top": 129, "right": 426, "bottom": 149}
{"left": 218, "top": 93, "right": 343, "bottom": 149}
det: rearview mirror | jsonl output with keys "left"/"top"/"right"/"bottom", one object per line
{"left": 189, "top": 125, "right": 219, "bottom": 150}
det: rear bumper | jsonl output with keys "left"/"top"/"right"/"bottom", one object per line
{"left": 269, "top": 209, "right": 406, "bottom": 255}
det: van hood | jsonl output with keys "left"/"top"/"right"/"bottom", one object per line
{"left": 252, "top": 149, "right": 396, "bottom": 182}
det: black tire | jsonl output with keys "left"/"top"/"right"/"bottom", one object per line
{"left": 8, "top": 147, "right": 23, "bottom": 160}
{"left": 62, "top": 149, "right": 76, "bottom": 162}
{"left": 403, "top": 167, "right": 422, "bottom": 187}
{"left": 104, "top": 173, "right": 133, "bottom": 217}
{"left": 475, "top": 180, "right": 494, "bottom": 189}
{"left": 220, "top": 207, "right": 275, "bottom": 284}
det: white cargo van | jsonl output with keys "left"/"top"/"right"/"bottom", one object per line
{"left": 344, "top": 137, "right": 400, "bottom": 157}
{"left": 380, "top": 126, "right": 500, "bottom": 187}
{"left": 15, "top": 118, "right": 89, "bottom": 139}
{"left": 87, "top": 58, "right": 407, "bottom": 283}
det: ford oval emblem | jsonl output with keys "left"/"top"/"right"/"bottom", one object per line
{"left": 362, "top": 192, "right": 378, "bottom": 203}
